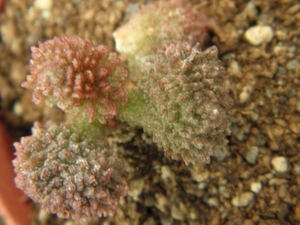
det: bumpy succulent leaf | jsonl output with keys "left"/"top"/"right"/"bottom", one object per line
{"left": 137, "top": 42, "right": 232, "bottom": 164}
{"left": 113, "top": 0, "right": 210, "bottom": 63}
{"left": 13, "top": 121, "right": 128, "bottom": 221}
{"left": 22, "top": 37, "right": 128, "bottom": 124}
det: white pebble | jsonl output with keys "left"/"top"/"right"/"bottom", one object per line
{"left": 34, "top": 0, "right": 53, "bottom": 10}
{"left": 232, "top": 192, "right": 254, "bottom": 207}
{"left": 250, "top": 182, "right": 262, "bottom": 193}
{"left": 271, "top": 156, "right": 288, "bottom": 173}
{"left": 244, "top": 25, "right": 273, "bottom": 45}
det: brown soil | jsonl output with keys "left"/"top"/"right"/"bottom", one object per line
{"left": 0, "top": 0, "right": 299, "bottom": 225}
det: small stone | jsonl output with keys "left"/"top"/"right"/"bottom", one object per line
{"left": 245, "top": 146, "right": 259, "bottom": 164}
{"left": 295, "top": 202, "right": 300, "bottom": 221}
{"left": 228, "top": 60, "right": 240, "bottom": 74}
{"left": 214, "top": 146, "right": 231, "bottom": 161}
{"left": 293, "top": 164, "right": 300, "bottom": 175}
{"left": 275, "top": 30, "right": 288, "bottom": 41}
{"left": 275, "top": 66, "right": 287, "bottom": 77}
{"left": 34, "top": 0, "right": 53, "bottom": 10}
{"left": 250, "top": 182, "right": 262, "bottom": 193}
{"left": 243, "top": 1, "right": 257, "bottom": 19}
{"left": 64, "top": 221, "right": 74, "bottom": 225}
{"left": 271, "top": 156, "right": 288, "bottom": 173}
{"left": 207, "top": 197, "right": 219, "bottom": 207}
{"left": 286, "top": 59, "right": 300, "bottom": 71}
{"left": 155, "top": 194, "right": 168, "bottom": 213}
{"left": 161, "top": 166, "right": 175, "bottom": 181}
{"left": 190, "top": 169, "right": 209, "bottom": 183}
{"left": 171, "top": 205, "right": 185, "bottom": 220}
{"left": 239, "top": 89, "right": 250, "bottom": 103}
{"left": 287, "top": 45, "right": 297, "bottom": 58}
{"left": 128, "top": 178, "right": 145, "bottom": 200}
{"left": 144, "top": 196, "right": 155, "bottom": 207}
{"left": 232, "top": 192, "right": 254, "bottom": 207}
{"left": 160, "top": 216, "right": 173, "bottom": 225}
{"left": 244, "top": 25, "right": 273, "bottom": 45}
{"left": 38, "top": 209, "right": 49, "bottom": 223}
{"left": 188, "top": 208, "right": 199, "bottom": 220}
{"left": 13, "top": 102, "right": 24, "bottom": 116}
{"left": 268, "top": 178, "right": 288, "bottom": 186}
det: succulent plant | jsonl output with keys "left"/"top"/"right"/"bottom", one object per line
{"left": 118, "top": 42, "right": 232, "bottom": 164}
{"left": 13, "top": 0, "right": 232, "bottom": 221}
{"left": 13, "top": 121, "right": 127, "bottom": 221}
{"left": 22, "top": 37, "right": 128, "bottom": 124}
{"left": 113, "top": 0, "right": 212, "bottom": 66}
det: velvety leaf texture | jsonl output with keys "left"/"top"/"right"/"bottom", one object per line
{"left": 13, "top": 121, "right": 128, "bottom": 221}
{"left": 139, "top": 42, "right": 232, "bottom": 164}
{"left": 113, "top": 0, "right": 210, "bottom": 63}
{"left": 22, "top": 37, "right": 128, "bottom": 124}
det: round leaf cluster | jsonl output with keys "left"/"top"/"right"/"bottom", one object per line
{"left": 140, "top": 42, "right": 232, "bottom": 164}
{"left": 22, "top": 37, "right": 128, "bottom": 123}
{"left": 13, "top": 121, "right": 128, "bottom": 221}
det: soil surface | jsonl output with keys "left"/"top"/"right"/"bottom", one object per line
{"left": 0, "top": 0, "right": 300, "bottom": 225}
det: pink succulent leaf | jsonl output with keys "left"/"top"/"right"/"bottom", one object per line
{"left": 13, "top": 121, "right": 128, "bottom": 221}
{"left": 22, "top": 37, "right": 128, "bottom": 124}
{"left": 138, "top": 42, "right": 232, "bottom": 165}
{"left": 113, "top": 0, "right": 214, "bottom": 62}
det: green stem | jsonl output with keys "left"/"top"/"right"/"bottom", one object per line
{"left": 117, "top": 88, "right": 151, "bottom": 128}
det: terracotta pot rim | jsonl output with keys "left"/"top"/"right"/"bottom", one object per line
{"left": 0, "top": 119, "right": 32, "bottom": 225}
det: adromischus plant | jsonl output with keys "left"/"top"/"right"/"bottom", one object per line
{"left": 22, "top": 37, "right": 128, "bottom": 124}
{"left": 13, "top": 0, "right": 232, "bottom": 221}
{"left": 14, "top": 121, "right": 127, "bottom": 220}
{"left": 118, "top": 42, "right": 231, "bottom": 164}
{"left": 113, "top": 0, "right": 220, "bottom": 70}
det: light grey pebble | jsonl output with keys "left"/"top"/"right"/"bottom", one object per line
{"left": 275, "top": 66, "right": 287, "bottom": 77}
{"left": 214, "top": 146, "right": 231, "bottom": 161}
{"left": 286, "top": 59, "right": 300, "bottom": 70}
{"left": 245, "top": 146, "right": 259, "bottom": 164}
